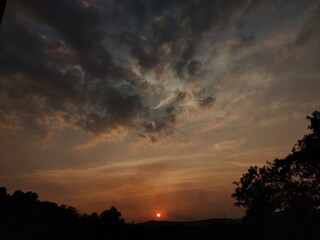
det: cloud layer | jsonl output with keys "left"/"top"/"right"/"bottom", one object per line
{"left": 1, "top": 0, "right": 319, "bottom": 145}
{"left": 1, "top": 0, "right": 238, "bottom": 143}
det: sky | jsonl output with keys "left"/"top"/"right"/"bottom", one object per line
{"left": 0, "top": 0, "right": 319, "bottom": 222}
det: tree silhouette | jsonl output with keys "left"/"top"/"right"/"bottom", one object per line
{"left": 100, "top": 206, "right": 125, "bottom": 226}
{"left": 0, "top": 0, "right": 7, "bottom": 26}
{"left": 0, "top": 187, "right": 9, "bottom": 202}
{"left": 0, "top": 188, "right": 132, "bottom": 239}
{"left": 232, "top": 110, "right": 320, "bottom": 220}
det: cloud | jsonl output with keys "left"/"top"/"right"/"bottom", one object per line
{"left": 0, "top": 0, "right": 148, "bottom": 143}
{"left": 212, "top": 139, "right": 246, "bottom": 152}
{"left": 1, "top": 0, "right": 319, "bottom": 146}
{"left": 198, "top": 96, "right": 216, "bottom": 108}
{"left": 4, "top": 0, "right": 258, "bottom": 144}
{"left": 141, "top": 107, "right": 177, "bottom": 143}
{"left": 180, "top": 0, "right": 246, "bottom": 35}
{"left": 227, "top": 35, "right": 254, "bottom": 52}
{"left": 292, "top": 3, "right": 320, "bottom": 49}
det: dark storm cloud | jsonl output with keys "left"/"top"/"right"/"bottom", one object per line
{"left": 181, "top": 0, "right": 245, "bottom": 35}
{"left": 119, "top": 33, "right": 159, "bottom": 69}
{"left": 292, "top": 3, "right": 320, "bottom": 50}
{"left": 18, "top": 0, "right": 121, "bottom": 78}
{"left": 174, "top": 90, "right": 188, "bottom": 103}
{"left": 0, "top": 0, "right": 146, "bottom": 139}
{"left": 16, "top": 0, "right": 104, "bottom": 52}
{"left": 0, "top": 0, "right": 252, "bottom": 143}
{"left": 175, "top": 41, "right": 195, "bottom": 78}
{"left": 187, "top": 60, "right": 202, "bottom": 76}
{"left": 228, "top": 35, "right": 254, "bottom": 53}
{"left": 77, "top": 87, "right": 145, "bottom": 134}
{"left": 199, "top": 96, "right": 216, "bottom": 108}
{"left": 141, "top": 107, "right": 176, "bottom": 143}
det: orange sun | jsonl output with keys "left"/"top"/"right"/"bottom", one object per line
{"left": 156, "top": 213, "right": 161, "bottom": 218}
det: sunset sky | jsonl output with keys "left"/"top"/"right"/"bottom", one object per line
{"left": 0, "top": 0, "right": 320, "bottom": 222}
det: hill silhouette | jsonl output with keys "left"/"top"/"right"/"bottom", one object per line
{"left": 137, "top": 218, "right": 241, "bottom": 229}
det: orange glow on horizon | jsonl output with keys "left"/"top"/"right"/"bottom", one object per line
{"left": 156, "top": 213, "right": 161, "bottom": 218}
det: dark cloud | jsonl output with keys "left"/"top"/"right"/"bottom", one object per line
{"left": 77, "top": 87, "right": 144, "bottom": 134}
{"left": 111, "top": 0, "right": 147, "bottom": 28}
{"left": 119, "top": 33, "right": 159, "bottom": 69}
{"left": 199, "top": 96, "right": 216, "bottom": 108}
{"left": 17, "top": 0, "right": 104, "bottom": 52}
{"left": 2, "top": 0, "right": 293, "bottom": 143}
{"left": 228, "top": 35, "right": 254, "bottom": 52}
{"left": 175, "top": 41, "right": 195, "bottom": 78}
{"left": 0, "top": 0, "right": 147, "bottom": 140}
{"left": 175, "top": 90, "right": 188, "bottom": 103}
{"left": 187, "top": 60, "right": 202, "bottom": 76}
{"left": 292, "top": 3, "right": 320, "bottom": 50}
{"left": 181, "top": 0, "right": 245, "bottom": 35}
{"left": 141, "top": 107, "right": 176, "bottom": 143}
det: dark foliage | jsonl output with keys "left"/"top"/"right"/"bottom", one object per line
{"left": 0, "top": 188, "right": 127, "bottom": 240}
{"left": 0, "top": 0, "right": 6, "bottom": 26}
{"left": 232, "top": 110, "right": 320, "bottom": 220}
{"left": 0, "top": 194, "right": 246, "bottom": 240}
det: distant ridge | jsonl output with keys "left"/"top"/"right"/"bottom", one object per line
{"left": 136, "top": 218, "right": 241, "bottom": 229}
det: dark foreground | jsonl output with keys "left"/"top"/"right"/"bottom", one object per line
{"left": 1, "top": 187, "right": 320, "bottom": 240}
{"left": 2, "top": 214, "right": 320, "bottom": 240}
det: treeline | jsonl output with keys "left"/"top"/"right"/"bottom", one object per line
{"left": 1, "top": 186, "right": 320, "bottom": 240}
{"left": 0, "top": 188, "right": 245, "bottom": 240}
{"left": 0, "top": 187, "right": 133, "bottom": 240}
{"left": 0, "top": 187, "right": 243, "bottom": 240}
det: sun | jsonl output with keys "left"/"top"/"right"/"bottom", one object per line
{"left": 156, "top": 213, "right": 161, "bottom": 218}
